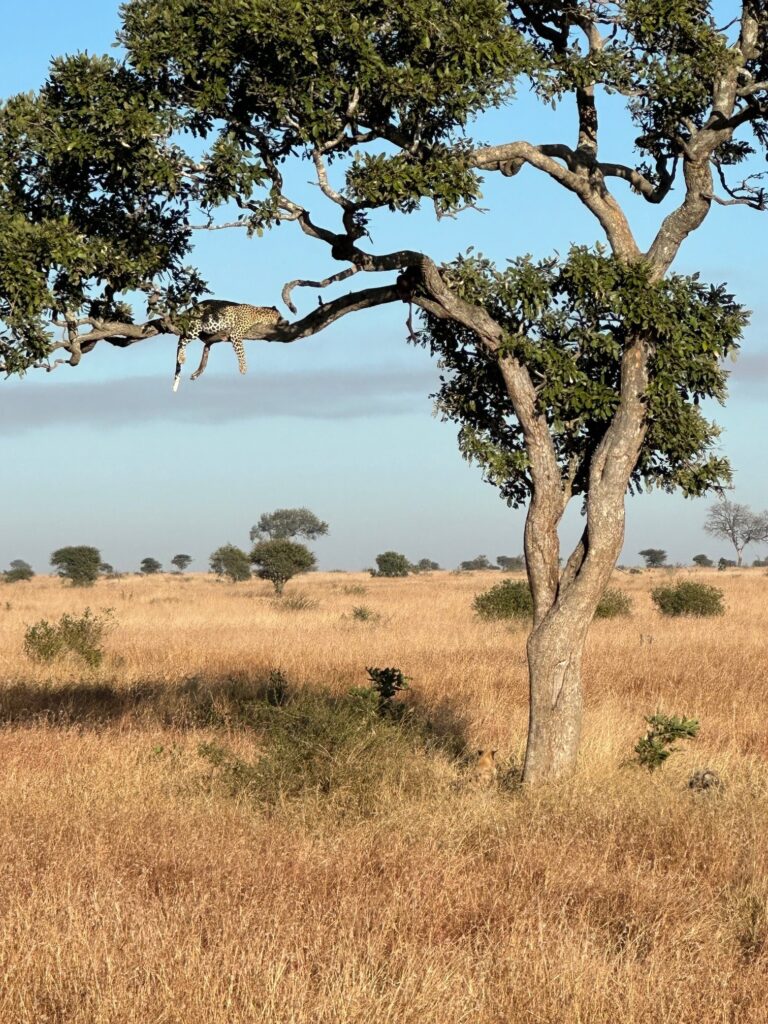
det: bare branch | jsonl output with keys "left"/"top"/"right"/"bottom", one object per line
{"left": 281, "top": 267, "right": 361, "bottom": 314}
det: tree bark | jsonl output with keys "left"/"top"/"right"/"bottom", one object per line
{"left": 521, "top": 337, "right": 649, "bottom": 784}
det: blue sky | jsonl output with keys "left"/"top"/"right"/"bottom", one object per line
{"left": 1, "top": 2, "right": 767, "bottom": 573}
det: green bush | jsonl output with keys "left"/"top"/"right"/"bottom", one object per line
{"left": 23, "top": 608, "right": 114, "bottom": 667}
{"left": 651, "top": 580, "right": 724, "bottom": 617}
{"left": 197, "top": 681, "right": 443, "bottom": 819}
{"left": 631, "top": 713, "right": 700, "bottom": 771}
{"left": 473, "top": 579, "right": 533, "bottom": 620}
{"left": 3, "top": 559, "right": 34, "bottom": 583}
{"left": 594, "top": 588, "right": 633, "bottom": 618}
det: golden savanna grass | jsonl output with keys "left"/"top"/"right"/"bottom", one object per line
{"left": 1, "top": 568, "right": 767, "bottom": 1022}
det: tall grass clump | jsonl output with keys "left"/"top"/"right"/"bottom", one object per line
{"left": 23, "top": 607, "right": 114, "bottom": 667}
{"left": 651, "top": 580, "right": 724, "bottom": 617}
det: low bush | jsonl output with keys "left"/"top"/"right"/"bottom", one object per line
{"left": 23, "top": 608, "right": 114, "bottom": 667}
{"left": 595, "top": 588, "right": 633, "bottom": 618}
{"left": 630, "top": 712, "right": 700, "bottom": 771}
{"left": 651, "top": 580, "right": 724, "bottom": 617}
{"left": 351, "top": 605, "right": 380, "bottom": 622}
{"left": 473, "top": 580, "right": 533, "bottom": 620}
{"left": 197, "top": 673, "right": 452, "bottom": 818}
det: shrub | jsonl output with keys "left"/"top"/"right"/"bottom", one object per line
{"left": 473, "top": 579, "right": 533, "bottom": 620}
{"left": 50, "top": 545, "right": 101, "bottom": 587}
{"left": 197, "top": 683, "right": 440, "bottom": 818}
{"left": 372, "top": 551, "right": 411, "bottom": 577}
{"left": 651, "top": 580, "right": 724, "bottom": 617}
{"left": 210, "top": 543, "right": 252, "bottom": 582}
{"left": 594, "top": 588, "right": 633, "bottom": 618}
{"left": 140, "top": 557, "right": 162, "bottom": 574}
{"left": 364, "top": 666, "right": 411, "bottom": 714}
{"left": 631, "top": 713, "right": 700, "bottom": 771}
{"left": 23, "top": 608, "right": 114, "bottom": 667}
{"left": 342, "top": 584, "right": 367, "bottom": 596}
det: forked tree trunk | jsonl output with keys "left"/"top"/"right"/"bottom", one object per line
{"left": 520, "top": 337, "right": 649, "bottom": 785}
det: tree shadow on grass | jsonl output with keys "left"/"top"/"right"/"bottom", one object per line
{"left": 0, "top": 672, "right": 471, "bottom": 758}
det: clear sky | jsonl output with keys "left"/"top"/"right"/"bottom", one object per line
{"left": 1, "top": 1, "right": 767, "bottom": 574}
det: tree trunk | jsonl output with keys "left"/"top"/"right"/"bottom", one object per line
{"left": 523, "top": 608, "right": 588, "bottom": 782}
{"left": 521, "top": 336, "right": 649, "bottom": 785}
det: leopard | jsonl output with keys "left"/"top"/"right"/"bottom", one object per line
{"left": 172, "top": 301, "right": 287, "bottom": 391}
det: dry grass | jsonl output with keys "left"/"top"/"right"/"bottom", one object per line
{"left": 1, "top": 568, "right": 766, "bottom": 1022}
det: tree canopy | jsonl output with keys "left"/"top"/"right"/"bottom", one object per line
{"left": 250, "top": 508, "right": 329, "bottom": 543}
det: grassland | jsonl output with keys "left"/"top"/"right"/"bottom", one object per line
{"left": 0, "top": 568, "right": 766, "bottom": 1023}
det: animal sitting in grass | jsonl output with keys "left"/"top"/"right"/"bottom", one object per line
{"left": 173, "top": 301, "right": 287, "bottom": 391}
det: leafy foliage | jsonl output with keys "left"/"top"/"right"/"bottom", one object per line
{"left": 250, "top": 539, "right": 316, "bottom": 593}
{"left": 3, "top": 559, "right": 34, "bottom": 583}
{"left": 171, "top": 554, "right": 193, "bottom": 572}
{"left": 593, "top": 588, "right": 633, "bottom": 619}
{"left": 460, "top": 555, "right": 494, "bottom": 571}
{"left": 497, "top": 554, "right": 525, "bottom": 572}
{"left": 651, "top": 580, "right": 725, "bottom": 617}
{"left": 50, "top": 545, "right": 101, "bottom": 587}
{"left": 373, "top": 551, "right": 411, "bottom": 577}
{"left": 23, "top": 607, "right": 114, "bottom": 668}
{"left": 140, "top": 557, "right": 162, "bottom": 575}
{"left": 639, "top": 548, "right": 668, "bottom": 568}
{"left": 209, "top": 544, "right": 252, "bottom": 582}
{"left": 421, "top": 248, "right": 745, "bottom": 507}
{"left": 692, "top": 553, "right": 713, "bottom": 567}
{"left": 631, "top": 712, "right": 700, "bottom": 771}
{"left": 473, "top": 579, "right": 533, "bottom": 620}
{"left": 250, "top": 508, "right": 329, "bottom": 543}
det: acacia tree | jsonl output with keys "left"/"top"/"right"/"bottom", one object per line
{"left": 703, "top": 497, "right": 768, "bottom": 565}
{"left": 250, "top": 509, "right": 329, "bottom": 543}
{"left": 1, "top": 2, "right": 767, "bottom": 783}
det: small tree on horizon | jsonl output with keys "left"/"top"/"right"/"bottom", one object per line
{"left": 460, "top": 555, "right": 494, "bottom": 572}
{"left": 250, "top": 508, "right": 329, "bottom": 543}
{"left": 140, "top": 557, "right": 162, "bottom": 575}
{"left": 414, "top": 558, "right": 440, "bottom": 572}
{"left": 372, "top": 552, "right": 411, "bottom": 578}
{"left": 210, "top": 544, "right": 252, "bottom": 583}
{"left": 639, "top": 549, "right": 668, "bottom": 569}
{"left": 250, "top": 539, "right": 316, "bottom": 594}
{"left": 171, "top": 554, "right": 193, "bottom": 573}
{"left": 51, "top": 546, "right": 101, "bottom": 587}
{"left": 497, "top": 555, "right": 525, "bottom": 572}
{"left": 3, "top": 559, "right": 34, "bottom": 583}
{"left": 704, "top": 498, "right": 768, "bottom": 567}
{"left": 692, "top": 554, "right": 714, "bottom": 568}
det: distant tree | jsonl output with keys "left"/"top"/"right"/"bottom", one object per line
{"left": 51, "top": 546, "right": 101, "bottom": 587}
{"left": 753, "top": 557, "right": 768, "bottom": 568}
{"left": 250, "top": 508, "right": 329, "bottom": 543}
{"left": 140, "top": 557, "right": 162, "bottom": 575}
{"left": 497, "top": 554, "right": 525, "bottom": 572}
{"left": 718, "top": 557, "right": 737, "bottom": 571}
{"left": 692, "top": 554, "right": 713, "bottom": 568}
{"left": 460, "top": 555, "right": 493, "bottom": 572}
{"left": 99, "top": 562, "right": 114, "bottom": 576}
{"left": 414, "top": 558, "right": 440, "bottom": 572}
{"left": 372, "top": 551, "right": 412, "bottom": 578}
{"left": 171, "top": 554, "right": 193, "bottom": 573}
{"left": 704, "top": 498, "right": 768, "bottom": 567}
{"left": 3, "top": 559, "right": 34, "bottom": 583}
{"left": 250, "top": 539, "right": 316, "bottom": 594}
{"left": 210, "top": 544, "right": 252, "bottom": 583}
{"left": 639, "top": 549, "right": 667, "bottom": 569}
